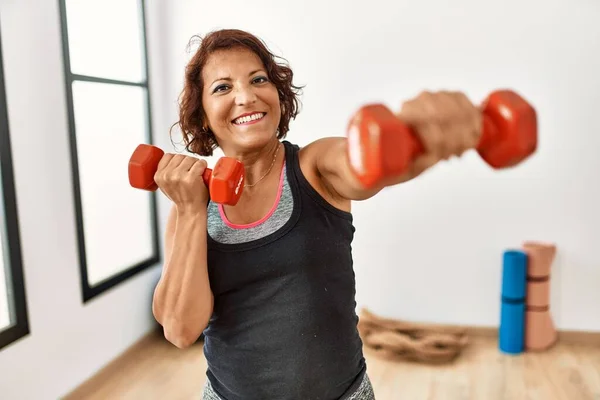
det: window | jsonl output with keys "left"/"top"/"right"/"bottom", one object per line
{"left": 0, "top": 26, "right": 30, "bottom": 350}
{"left": 58, "top": 0, "right": 160, "bottom": 302}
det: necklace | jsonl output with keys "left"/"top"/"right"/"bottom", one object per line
{"left": 244, "top": 142, "right": 281, "bottom": 188}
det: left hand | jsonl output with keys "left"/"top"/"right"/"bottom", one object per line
{"left": 397, "top": 90, "right": 482, "bottom": 177}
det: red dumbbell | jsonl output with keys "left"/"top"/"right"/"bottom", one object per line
{"left": 346, "top": 89, "right": 538, "bottom": 188}
{"left": 128, "top": 144, "right": 245, "bottom": 206}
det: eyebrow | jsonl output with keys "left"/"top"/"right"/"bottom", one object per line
{"left": 211, "top": 69, "right": 264, "bottom": 86}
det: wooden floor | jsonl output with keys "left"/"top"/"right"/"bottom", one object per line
{"left": 65, "top": 328, "right": 600, "bottom": 400}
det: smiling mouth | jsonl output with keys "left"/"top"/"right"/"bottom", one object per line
{"left": 232, "top": 112, "right": 266, "bottom": 125}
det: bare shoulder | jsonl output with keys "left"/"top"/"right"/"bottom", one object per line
{"left": 297, "top": 137, "right": 351, "bottom": 212}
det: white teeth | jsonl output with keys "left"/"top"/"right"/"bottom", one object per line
{"left": 234, "top": 113, "right": 264, "bottom": 125}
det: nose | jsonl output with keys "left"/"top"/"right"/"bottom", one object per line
{"left": 234, "top": 85, "right": 257, "bottom": 106}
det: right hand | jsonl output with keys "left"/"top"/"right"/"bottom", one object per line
{"left": 154, "top": 153, "right": 209, "bottom": 212}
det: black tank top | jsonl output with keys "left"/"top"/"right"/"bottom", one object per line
{"left": 203, "top": 140, "right": 366, "bottom": 399}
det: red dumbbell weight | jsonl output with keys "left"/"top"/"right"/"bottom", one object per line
{"left": 128, "top": 144, "right": 245, "bottom": 206}
{"left": 347, "top": 89, "right": 538, "bottom": 188}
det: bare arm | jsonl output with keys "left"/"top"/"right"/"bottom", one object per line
{"left": 309, "top": 91, "right": 482, "bottom": 202}
{"left": 152, "top": 204, "right": 214, "bottom": 348}
{"left": 306, "top": 137, "right": 421, "bottom": 202}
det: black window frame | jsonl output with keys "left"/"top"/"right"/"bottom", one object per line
{"left": 58, "top": 0, "right": 160, "bottom": 303}
{"left": 0, "top": 24, "right": 30, "bottom": 351}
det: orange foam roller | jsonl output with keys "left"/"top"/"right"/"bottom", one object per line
{"left": 526, "top": 281, "right": 550, "bottom": 308}
{"left": 523, "top": 241, "right": 558, "bottom": 351}
{"left": 525, "top": 310, "right": 557, "bottom": 352}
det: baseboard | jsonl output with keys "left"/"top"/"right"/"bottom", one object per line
{"left": 157, "top": 321, "right": 600, "bottom": 347}
{"left": 459, "top": 325, "right": 600, "bottom": 347}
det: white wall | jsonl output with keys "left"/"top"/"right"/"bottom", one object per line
{"left": 0, "top": 1, "right": 170, "bottom": 398}
{"left": 166, "top": 0, "right": 600, "bottom": 332}
{"left": 0, "top": 0, "right": 598, "bottom": 397}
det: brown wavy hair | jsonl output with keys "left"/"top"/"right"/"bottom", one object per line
{"left": 170, "top": 29, "right": 304, "bottom": 156}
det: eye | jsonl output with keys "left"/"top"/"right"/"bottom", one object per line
{"left": 252, "top": 76, "right": 268, "bottom": 84}
{"left": 213, "top": 84, "right": 229, "bottom": 93}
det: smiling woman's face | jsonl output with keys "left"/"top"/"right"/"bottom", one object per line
{"left": 201, "top": 47, "right": 281, "bottom": 155}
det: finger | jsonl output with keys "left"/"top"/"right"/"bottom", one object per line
{"left": 188, "top": 158, "right": 208, "bottom": 179}
{"left": 438, "top": 91, "right": 481, "bottom": 156}
{"left": 398, "top": 95, "right": 439, "bottom": 152}
{"left": 436, "top": 91, "right": 464, "bottom": 121}
{"left": 398, "top": 91, "right": 456, "bottom": 159}
{"left": 398, "top": 91, "right": 435, "bottom": 125}
{"left": 167, "top": 154, "right": 188, "bottom": 170}
{"left": 175, "top": 155, "right": 200, "bottom": 172}
{"left": 401, "top": 108, "right": 447, "bottom": 158}
{"left": 449, "top": 93, "right": 482, "bottom": 150}
{"left": 444, "top": 121, "right": 468, "bottom": 158}
{"left": 451, "top": 91, "right": 477, "bottom": 119}
{"left": 469, "top": 107, "right": 483, "bottom": 148}
{"left": 424, "top": 92, "right": 459, "bottom": 158}
{"left": 451, "top": 92, "right": 482, "bottom": 133}
{"left": 154, "top": 153, "right": 175, "bottom": 185}
{"left": 420, "top": 122, "right": 449, "bottom": 159}
{"left": 156, "top": 153, "right": 175, "bottom": 172}
{"left": 397, "top": 100, "right": 422, "bottom": 126}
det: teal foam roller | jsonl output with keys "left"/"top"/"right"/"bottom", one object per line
{"left": 501, "top": 250, "right": 527, "bottom": 300}
{"left": 499, "top": 249, "right": 527, "bottom": 354}
{"left": 499, "top": 301, "right": 525, "bottom": 354}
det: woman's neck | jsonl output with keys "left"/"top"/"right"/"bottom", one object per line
{"left": 229, "top": 139, "right": 283, "bottom": 189}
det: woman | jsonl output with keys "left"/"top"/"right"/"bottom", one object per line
{"left": 151, "top": 29, "right": 481, "bottom": 400}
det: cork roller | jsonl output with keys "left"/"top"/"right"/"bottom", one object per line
{"left": 522, "top": 241, "right": 558, "bottom": 351}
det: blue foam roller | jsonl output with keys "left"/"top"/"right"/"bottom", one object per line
{"left": 501, "top": 250, "right": 527, "bottom": 300}
{"left": 499, "top": 249, "right": 527, "bottom": 354}
{"left": 499, "top": 301, "right": 525, "bottom": 354}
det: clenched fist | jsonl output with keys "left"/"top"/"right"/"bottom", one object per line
{"left": 154, "top": 153, "right": 209, "bottom": 212}
{"left": 397, "top": 90, "right": 482, "bottom": 177}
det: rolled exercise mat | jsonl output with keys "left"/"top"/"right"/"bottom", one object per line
{"left": 499, "top": 250, "right": 527, "bottom": 354}
{"left": 522, "top": 241, "right": 558, "bottom": 351}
